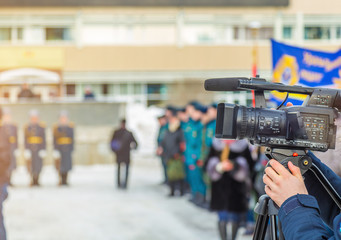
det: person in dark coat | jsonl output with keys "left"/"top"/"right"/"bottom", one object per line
{"left": 111, "top": 119, "right": 138, "bottom": 189}
{"left": 2, "top": 108, "right": 18, "bottom": 186}
{"left": 24, "top": 110, "right": 46, "bottom": 186}
{"left": 53, "top": 111, "right": 74, "bottom": 186}
{"left": 206, "top": 139, "right": 252, "bottom": 240}
{"left": 158, "top": 109, "right": 186, "bottom": 196}
{"left": 0, "top": 107, "right": 12, "bottom": 240}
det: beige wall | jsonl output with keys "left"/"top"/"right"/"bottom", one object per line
{"left": 63, "top": 44, "right": 341, "bottom": 72}
{"left": 63, "top": 45, "right": 270, "bottom": 71}
{"left": 1, "top": 0, "right": 341, "bottom": 14}
{"left": 0, "top": 0, "right": 341, "bottom": 15}
{"left": 1, "top": 44, "right": 340, "bottom": 73}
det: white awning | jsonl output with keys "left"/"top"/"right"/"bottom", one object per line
{"left": 0, "top": 68, "right": 60, "bottom": 84}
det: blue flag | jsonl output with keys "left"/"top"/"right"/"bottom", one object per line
{"left": 271, "top": 39, "right": 341, "bottom": 105}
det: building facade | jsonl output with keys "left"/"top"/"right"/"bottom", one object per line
{"left": 0, "top": 0, "right": 340, "bottom": 106}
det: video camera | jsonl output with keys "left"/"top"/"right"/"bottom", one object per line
{"left": 204, "top": 76, "right": 341, "bottom": 173}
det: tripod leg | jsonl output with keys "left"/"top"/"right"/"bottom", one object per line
{"left": 253, "top": 214, "right": 269, "bottom": 240}
{"left": 269, "top": 215, "right": 278, "bottom": 240}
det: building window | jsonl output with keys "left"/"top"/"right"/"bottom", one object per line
{"left": 283, "top": 26, "right": 292, "bottom": 39}
{"left": 119, "top": 84, "right": 128, "bottom": 95}
{"left": 183, "top": 25, "right": 217, "bottom": 45}
{"left": 133, "top": 83, "right": 143, "bottom": 95}
{"left": 0, "top": 28, "right": 11, "bottom": 41}
{"left": 147, "top": 100, "right": 162, "bottom": 106}
{"left": 66, "top": 84, "right": 76, "bottom": 96}
{"left": 245, "top": 27, "right": 274, "bottom": 40}
{"left": 46, "top": 27, "right": 72, "bottom": 41}
{"left": 337, "top": 27, "right": 341, "bottom": 39}
{"left": 304, "top": 26, "right": 330, "bottom": 40}
{"left": 147, "top": 84, "right": 167, "bottom": 95}
{"left": 258, "top": 27, "right": 274, "bottom": 40}
{"left": 17, "top": 28, "right": 24, "bottom": 41}
{"left": 102, "top": 84, "right": 109, "bottom": 95}
{"left": 233, "top": 26, "right": 241, "bottom": 40}
{"left": 197, "top": 33, "right": 214, "bottom": 43}
{"left": 3, "top": 91, "right": 9, "bottom": 99}
{"left": 234, "top": 26, "right": 274, "bottom": 40}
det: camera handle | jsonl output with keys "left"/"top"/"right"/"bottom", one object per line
{"left": 265, "top": 148, "right": 341, "bottom": 208}
{"left": 264, "top": 148, "right": 312, "bottom": 175}
{"left": 253, "top": 148, "right": 341, "bottom": 240}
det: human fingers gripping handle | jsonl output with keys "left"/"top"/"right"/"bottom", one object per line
{"left": 263, "top": 159, "right": 309, "bottom": 207}
{"left": 288, "top": 161, "right": 304, "bottom": 181}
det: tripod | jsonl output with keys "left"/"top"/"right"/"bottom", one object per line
{"left": 252, "top": 149, "right": 341, "bottom": 240}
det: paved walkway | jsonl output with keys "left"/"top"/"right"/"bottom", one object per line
{"left": 5, "top": 157, "right": 253, "bottom": 240}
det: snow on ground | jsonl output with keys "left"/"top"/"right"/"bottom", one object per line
{"left": 5, "top": 156, "right": 253, "bottom": 240}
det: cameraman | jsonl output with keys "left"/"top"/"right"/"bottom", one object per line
{"left": 264, "top": 152, "right": 341, "bottom": 239}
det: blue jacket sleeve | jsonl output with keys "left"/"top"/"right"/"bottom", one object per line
{"left": 278, "top": 194, "right": 335, "bottom": 240}
{"left": 304, "top": 152, "right": 341, "bottom": 227}
{"left": 333, "top": 214, "right": 341, "bottom": 239}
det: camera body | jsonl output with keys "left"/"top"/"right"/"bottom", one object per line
{"left": 216, "top": 103, "right": 338, "bottom": 152}
{"left": 205, "top": 77, "right": 341, "bottom": 153}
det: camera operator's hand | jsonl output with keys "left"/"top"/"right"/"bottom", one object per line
{"left": 263, "top": 160, "right": 308, "bottom": 207}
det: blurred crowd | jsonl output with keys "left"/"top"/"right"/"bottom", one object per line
{"left": 156, "top": 101, "right": 270, "bottom": 240}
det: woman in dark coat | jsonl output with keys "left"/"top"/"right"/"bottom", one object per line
{"left": 158, "top": 108, "right": 186, "bottom": 196}
{"left": 206, "top": 139, "right": 252, "bottom": 240}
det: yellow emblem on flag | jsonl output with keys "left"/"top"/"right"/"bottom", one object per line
{"left": 272, "top": 54, "right": 307, "bottom": 101}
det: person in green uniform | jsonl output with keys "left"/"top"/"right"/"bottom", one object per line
{"left": 185, "top": 103, "right": 207, "bottom": 207}
{"left": 200, "top": 103, "right": 217, "bottom": 163}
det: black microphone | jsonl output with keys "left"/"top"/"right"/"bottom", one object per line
{"left": 204, "top": 77, "right": 247, "bottom": 91}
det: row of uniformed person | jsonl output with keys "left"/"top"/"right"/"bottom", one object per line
{"left": 4, "top": 109, "right": 74, "bottom": 187}
{"left": 157, "top": 101, "right": 217, "bottom": 207}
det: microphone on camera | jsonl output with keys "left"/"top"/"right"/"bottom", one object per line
{"left": 205, "top": 77, "right": 308, "bottom": 93}
{"left": 204, "top": 77, "right": 246, "bottom": 91}
{"left": 204, "top": 77, "right": 270, "bottom": 92}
